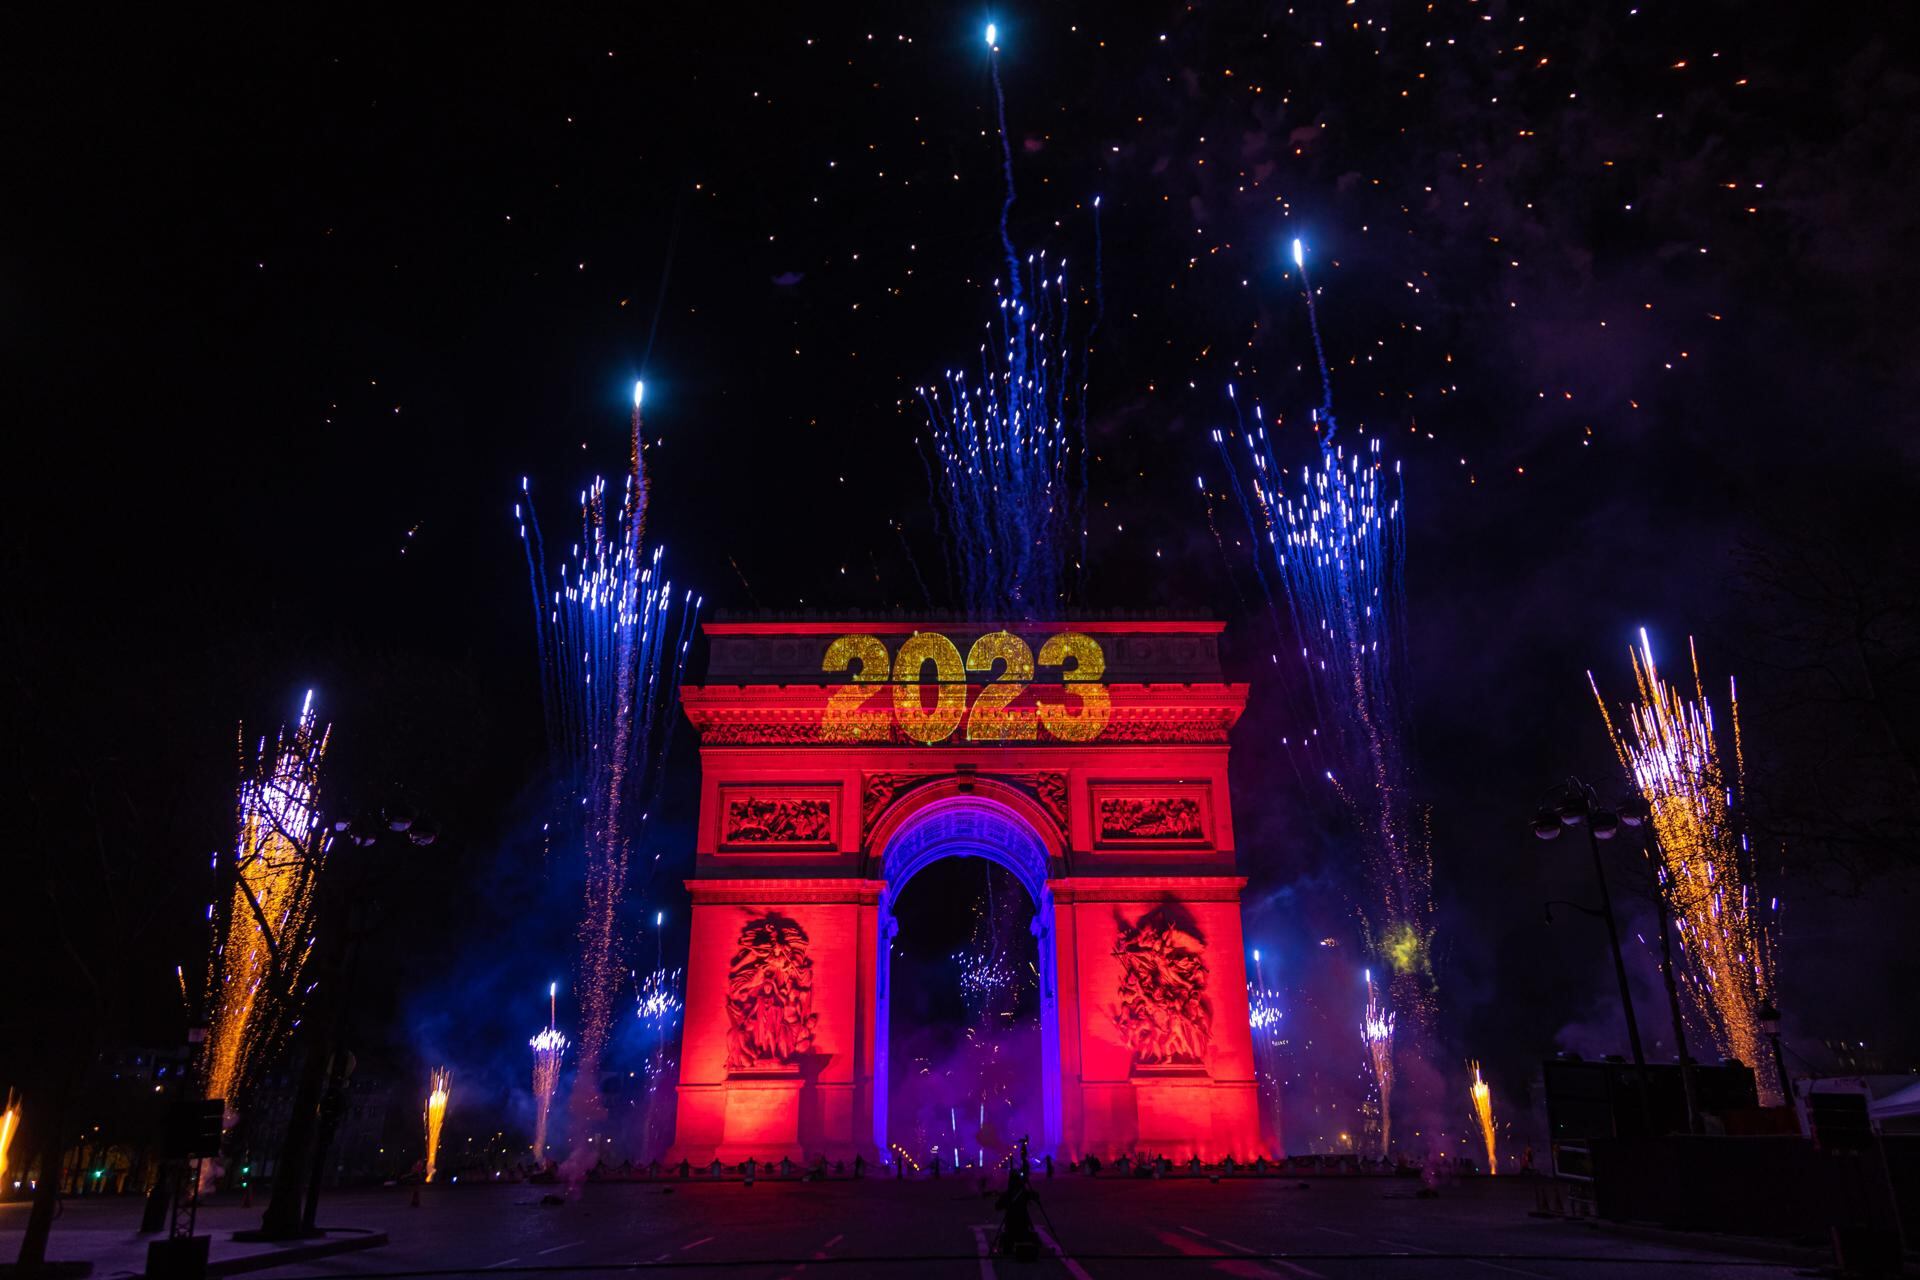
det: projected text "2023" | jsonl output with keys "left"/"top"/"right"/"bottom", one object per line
{"left": 821, "top": 631, "right": 1110, "bottom": 743}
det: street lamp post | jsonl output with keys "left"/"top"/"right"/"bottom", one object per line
{"left": 1632, "top": 815, "right": 1701, "bottom": 1134}
{"left": 1756, "top": 1002, "right": 1792, "bottom": 1108}
{"left": 1534, "top": 779, "right": 1653, "bottom": 1130}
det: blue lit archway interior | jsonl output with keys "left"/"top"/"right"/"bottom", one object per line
{"left": 874, "top": 796, "right": 1062, "bottom": 1159}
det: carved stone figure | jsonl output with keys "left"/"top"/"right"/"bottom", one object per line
{"left": 1013, "top": 771, "right": 1070, "bottom": 833}
{"left": 1111, "top": 913, "right": 1211, "bottom": 1065}
{"left": 1097, "top": 795, "right": 1206, "bottom": 842}
{"left": 860, "top": 772, "right": 928, "bottom": 839}
{"left": 724, "top": 795, "right": 833, "bottom": 846}
{"left": 724, "top": 914, "right": 818, "bottom": 1069}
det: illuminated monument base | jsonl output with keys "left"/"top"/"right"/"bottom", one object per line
{"left": 668, "top": 621, "right": 1269, "bottom": 1165}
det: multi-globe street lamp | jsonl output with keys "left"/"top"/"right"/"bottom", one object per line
{"left": 1534, "top": 778, "right": 1654, "bottom": 1127}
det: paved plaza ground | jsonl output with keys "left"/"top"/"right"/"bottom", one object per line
{"left": 1, "top": 1176, "right": 1817, "bottom": 1279}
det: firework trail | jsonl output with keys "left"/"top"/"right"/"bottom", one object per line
{"left": 1362, "top": 970, "right": 1396, "bottom": 1157}
{"left": 1206, "top": 240, "right": 1435, "bottom": 1060}
{"left": 1468, "top": 1061, "right": 1495, "bottom": 1174}
{"left": 985, "top": 23, "right": 1020, "bottom": 310}
{"left": 516, "top": 382, "right": 700, "bottom": 1165}
{"left": 530, "top": 983, "right": 565, "bottom": 1162}
{"left": 423, "top": 1068, "right": 450, "bottom": 1183}
{"left": 913, "top": 25, "right": 1095, "bottom": 619}
{"left": 203, "top": 692, "right": 331, "bottom": 1106}
{"left": 1590, "top": 632, "right": 1782, "bottom": 1101}
{"left": 0, "top": 1091, "right": 18, "bottom": 1183}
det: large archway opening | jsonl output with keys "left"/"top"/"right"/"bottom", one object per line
{"left": 886, "top": 857, "right": 1040, "bottom": 1171}
{"left": 873, "top": 795, "right": 1062, "bottom": 1164}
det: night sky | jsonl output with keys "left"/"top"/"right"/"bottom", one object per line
{"left": 10, "top": 4, "right": 1919, "bottom": 1150}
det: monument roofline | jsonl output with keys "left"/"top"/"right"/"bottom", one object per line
{"left": 704, "top": 619, "right": 1226, "bottom": 636}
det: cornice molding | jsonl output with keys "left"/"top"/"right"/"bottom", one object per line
{"left": 1046, "top": 875, "right": 1249, "bottom": 904}
{"left": 681, "top": 683, "right": 1249, "bottom": 746}
{"left": 685, "top": 877, "right": 889, "bottom": 906}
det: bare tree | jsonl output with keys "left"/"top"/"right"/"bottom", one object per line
{"left": 1733, "top": 528, "right": 1920, "bottom": 889}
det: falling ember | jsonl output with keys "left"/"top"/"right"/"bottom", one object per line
{"left": 1591, "top": 633, "right": 1781, "bottom": 1102}
{"left": 517, "top": 385, "right": 700, "bottom": 1169}
{"left": 529, "top": 1027, "right": 566, "bottom": 1162}
{"left": 1468, "top": 1061, "right": 1496, "bottom": 1175}
{"left": 1247, "top": 985, "right": 1286, "bottom": 1035}
{"left": 0, "top": 1091, "right": 18, "bottom": 1183}
{"left": 423, "top": 1068, "right": 451, "bottom": 1184}
{"left": 1362, "top": 970, "right": 1396, "bottom": 1157}
{"left": 204, "top": 693, "right": 331, "bottom": 1106}
{"left": 633, "top": 967, "right": 684, "bottom": 1028}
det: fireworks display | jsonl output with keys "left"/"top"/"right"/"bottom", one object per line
{"left": 1591, "top": 632, "right": 1781, "bottom": 1101}
{"left": 917, "top": 259, "right": 1087, "bottom": 618}
{"left": 1468, "top": 1061, "right": 1496, "bottom": 1175}
{"left": 1208, "top": 243, "right": 1436, "bottom": 1090}
{"left": 423, "top": 1067, "right": 451, "bottom": 1183}
{"left": 1362, "top": 969, "right": 1397, "bottom": 1157}
{"left": 203, "top": 692, "right": 331, "bottom": 1106}
{"left": 530, "top": 984, "right": 565, "bottom": 1162}
{"left": 58, "top": 4, "right": 1914, "bottom": 1201}
{"left": 517, "top": 382, "right": 700, "bottom": 1158}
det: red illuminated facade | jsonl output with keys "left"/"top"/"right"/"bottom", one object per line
{"left": 669, "top": 619, "right": 1267, "bottom": 1164}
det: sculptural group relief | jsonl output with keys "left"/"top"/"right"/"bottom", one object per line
{"left": 1111, "top": 911, "right": 1213, "bottom": 1067}
{"left": 724, "top": 914, "right": 818, "bottom": 1070}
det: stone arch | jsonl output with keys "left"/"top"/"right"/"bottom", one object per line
{"left": 872, "top": 793, "right": 1064, "bottom": 1157}
{"left": 863, "top": 775, "right": 1067, "bottom": 878}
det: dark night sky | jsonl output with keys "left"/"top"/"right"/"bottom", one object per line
{"left": 9, "top": 3, "right": 1919, "bottom": 1142}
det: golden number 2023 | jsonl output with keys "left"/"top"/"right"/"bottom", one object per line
{"left": 820, "top": 631, "right": 1109, "bottom": 744}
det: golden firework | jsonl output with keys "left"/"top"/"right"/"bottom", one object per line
{"left": 0, "top": 1091, "right": 19, "bottom": 1183}
{"left": 1591, "top": 633, "right": 1780, "bottom": 1102}
{"left": 1468, "top": 1061, "right": 1496, "bottom": 1175}
{"left": 424, "top": 1068, "right": 451, "bottom": 1183}
{"left": 203, "top": 694, "right": 331, "bottom": 1106}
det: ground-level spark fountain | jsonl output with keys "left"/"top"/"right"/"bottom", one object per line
{"left": 1362, "top": 970, "right": 1396, "bottom": 1157}
{"left": 530, "top": 982, "right": 566, "bottom": 1163}
{"left": 1249, "top": 949, "right": 1285, "bottom": 1152}
{"left": 1590, "top": 632, "right": 1782, "bottom": 1101}
{"left": 423, "top": 1068, "right": 451, "bottom": 1183}
{"left": 1468, "top": 1061, "right": 1495, "bottom": 1174}
{"left": 0, "top": 1091, "right": 18, "bottom": 1183}
{"left": 634, "top": 962, "right": 686, "bottom": 1156}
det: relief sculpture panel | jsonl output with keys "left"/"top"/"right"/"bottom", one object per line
{"left": 724, "top": 914, "right": 818, "bottom": 1070}
{"left": 1111, "top": 911, "right": 1212, "bottom": 1066}
{"left": 720, "top": 788, "right": 835, "bottom": 850}
{"left": 1093, "top": 787, "right": 1210, "bottom": 846}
